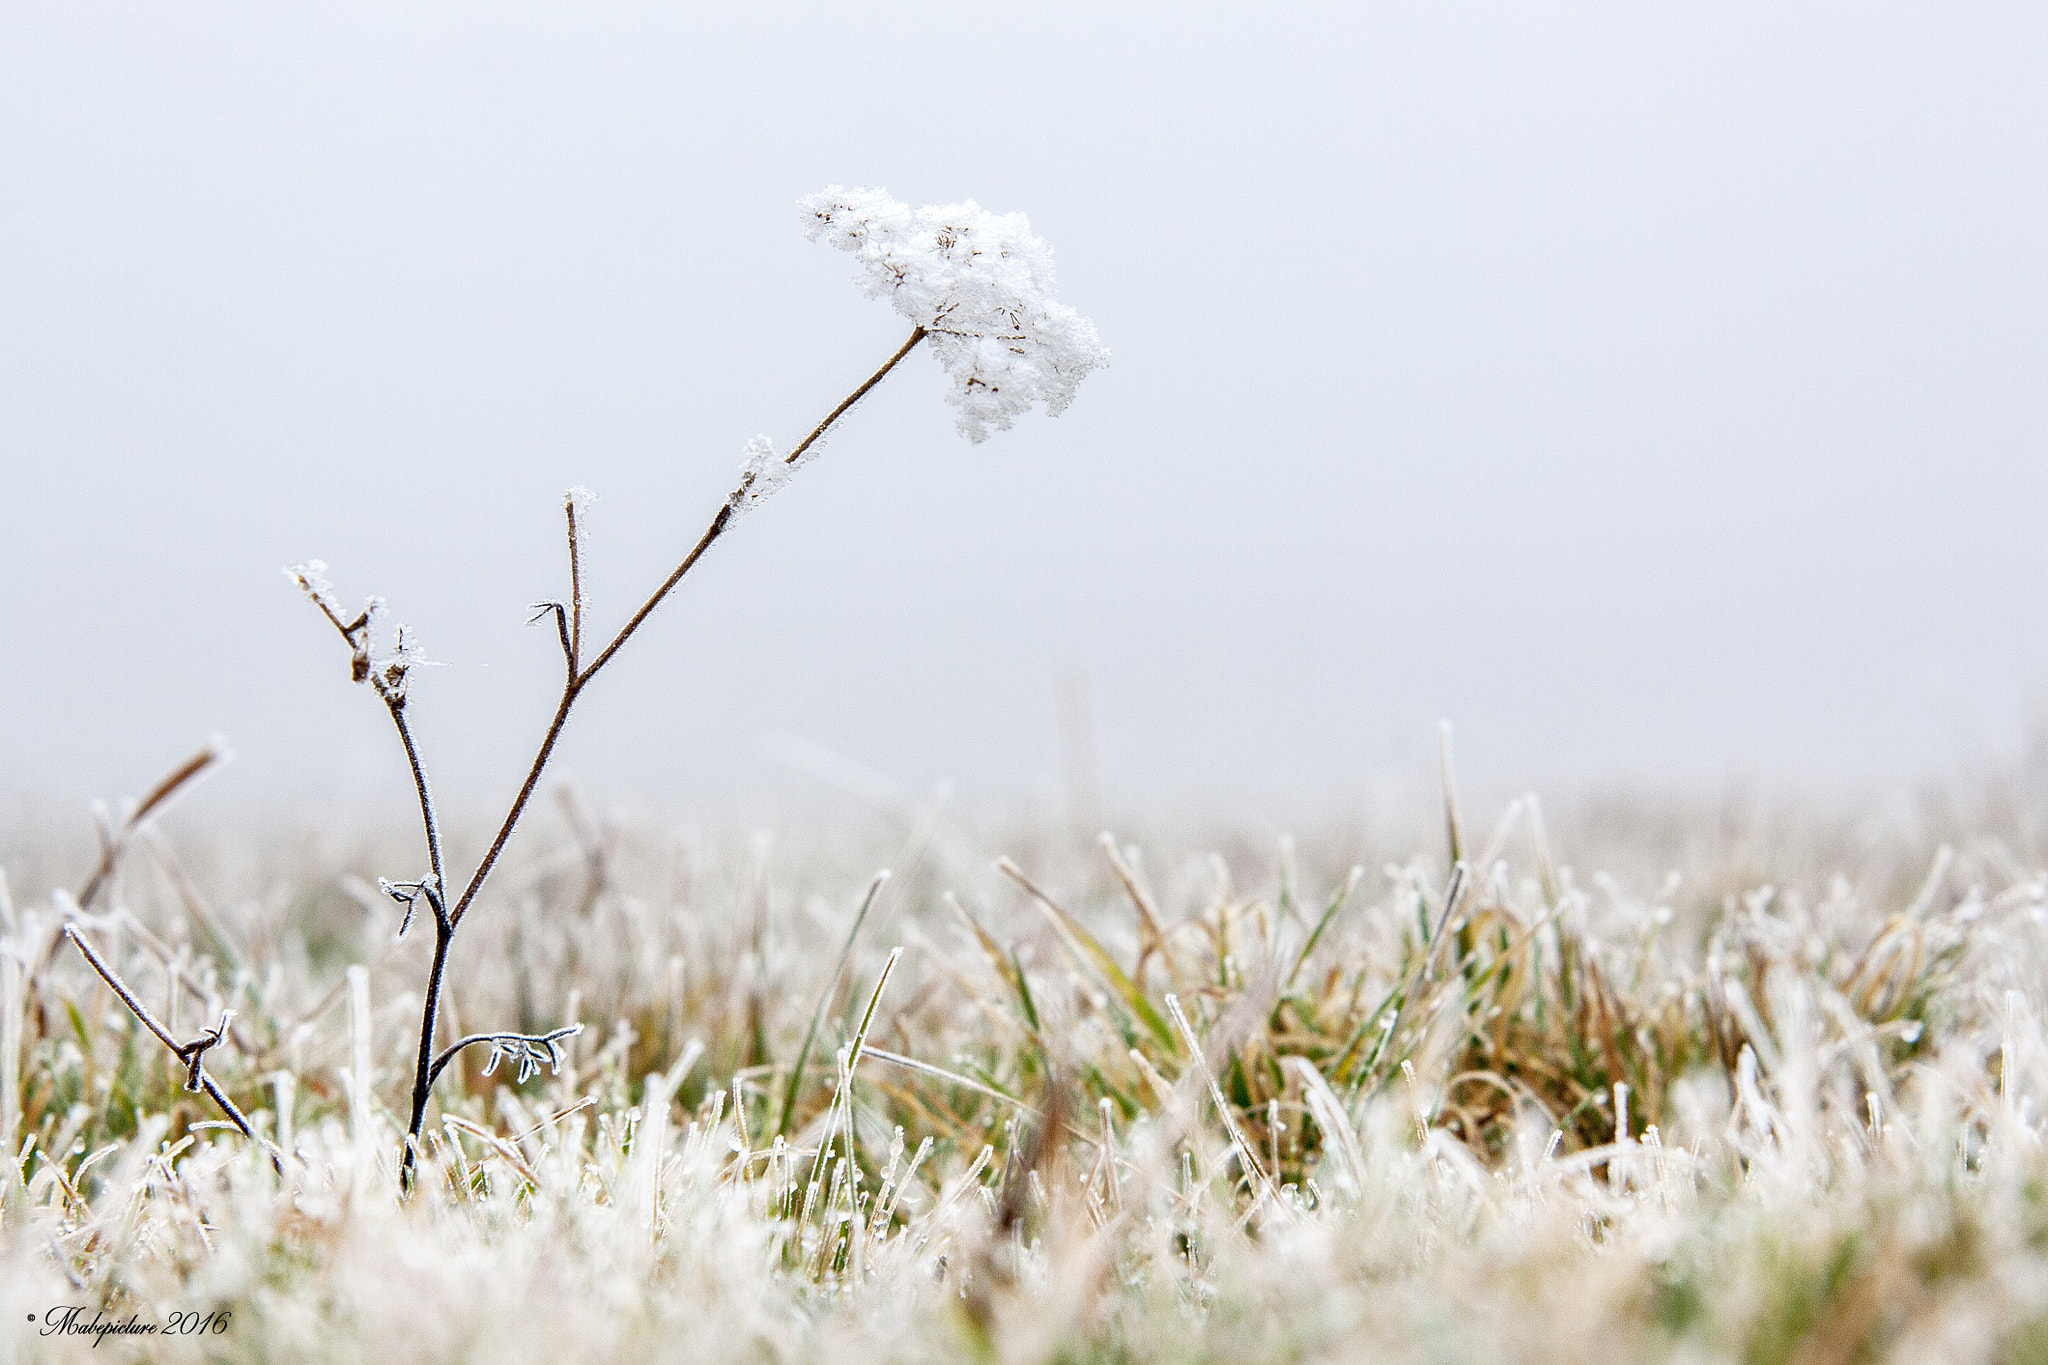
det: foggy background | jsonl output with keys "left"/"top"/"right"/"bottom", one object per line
{"left": 3, "top": 5, "right": 2045, "bottom": 829}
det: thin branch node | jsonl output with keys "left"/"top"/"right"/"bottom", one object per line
{"left": 377, "top": 875, "right": 444, "bottom": 937}
{"left": 529, "top": 600, "right": 574, "bottom": 673}
{"left": 178, "top": 1009, "right": 234, "bottom": 1093}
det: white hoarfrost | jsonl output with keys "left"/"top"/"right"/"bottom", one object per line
{"left": 800, "top": 186, "right": 1110, "bottom": 444}
{"left": 729, "top": 435, "right": 788, "bottom": 515}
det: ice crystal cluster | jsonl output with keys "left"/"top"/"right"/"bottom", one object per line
{"left": 730, "top": 435, "right": 787, "bottom": 514}
{"left": 801, "top": 186, "right": 1109, "bottom": 443}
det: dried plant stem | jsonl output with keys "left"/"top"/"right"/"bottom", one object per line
{"left": 401, "top": 929, "right": 455, "bottom": 1188}
{"left": 565, "top": 493, "right": 587, "bottom": 672}
{"left": 36, "top": 742, "right": 225, "bottom": 993}
{"left": 385, "top": 702, "right": 447, "bottom": 905}
{"left": 382, "top": 693, "right": 454, "bottom": 1191}
{"left": 384, "top": 328, "right": 928, "bottom": 1176}
{"left": 782, "top": 326, "right": 926, "bottom": 470}
{"left": 50, "top": 746, "right": 267, "bottom": 1163}
{"left": 62, "top": 925, "right": 278, "bottom": 1169}
{"left": 74, "top": 742, "right": 225, "bottom": 911}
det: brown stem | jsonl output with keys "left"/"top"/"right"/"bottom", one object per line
{"left": 384, "top": 699, "right": 446, "bottom": 923}
{"left": 566, "top": 493, "right": 586, "bottom": 673}
{"left": 447, "top": 688, "right": 581, "bottom": 931}
{"left": 783, "top": 326, "right": 925, "bottom": 469}
{"left": 445, "top": 330, "right": 928, "bottom": 931}
{"left": 399, "top": 922, "right": 453, "bottom": 1190}
{"left": 570, "top": 503, "right": 732, "bottom": 713}
{"left": 536, "top": 601, "right": 573, "bottom": 677}
{"left": 62, "top": 924, "right": 277, "bottom": 1167}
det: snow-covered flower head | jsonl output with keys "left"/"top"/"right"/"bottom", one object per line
{"left": 800, "top": 186, "right": 1109, "bottom": 444}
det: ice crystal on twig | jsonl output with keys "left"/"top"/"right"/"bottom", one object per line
{"left": 729, "top": 435, "right": 789, "bottom": 515}
{"left": 801, "top": 187, "right": 1109, "bottom": 443}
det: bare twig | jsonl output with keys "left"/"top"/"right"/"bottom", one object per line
{"left": 60, "top": 925, "right": 278, "bottom": 1169}
{"left": 530, "top": 601, "right": 574, "bottom": 677}
{"left": 564, "top": 489, "right": 588, "bottom": 672}
{"left": 781, "top": 326, "right": 926, "bottom": 470}
{"left": 382, "top": 691, "right": 446, "bottom": 916}
{"left": 401, "top": 929, "right": 455, "bottom": 1190}
{"left": 448, "top": 330, "right": 930, "bottom": 932}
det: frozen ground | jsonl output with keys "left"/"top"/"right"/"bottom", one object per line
{"left": 4, "top": 764, "right": 2048, "bottom": 1363}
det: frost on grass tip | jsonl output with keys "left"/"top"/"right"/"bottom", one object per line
{"left": 800, "top": 186, "right": 1110, "bottom": 445}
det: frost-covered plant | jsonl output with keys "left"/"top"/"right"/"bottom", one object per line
{"left": 260, "top": 189, "right": 1102, "bottom": 1182}
{"left": 42, "top": 189, "right": 1103, "bottom": 1184}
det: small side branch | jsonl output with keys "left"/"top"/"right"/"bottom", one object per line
{"left": 564, "top": 489, "right": 588, "bottom": 673}
{"left": 62, "top": 924, "right": 277, "bottom": 1167}
{"left": 376, "top": 876, "right": 443, "bottom": 939}
{"left": 424, "top": 1025, "right": 582, "bottom": 1090}
{"left": 530, "top": 602, "right": 574, "bottom": 679}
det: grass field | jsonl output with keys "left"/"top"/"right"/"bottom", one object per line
{"left": 5, "top": 766, "right": 2048, "bottom": 1363}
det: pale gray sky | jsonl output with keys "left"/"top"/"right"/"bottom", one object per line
{"left": 3, "top": 5, "right": 2045, "bottom": 821}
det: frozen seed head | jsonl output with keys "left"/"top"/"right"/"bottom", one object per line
{"left": 800, "top": 186, "right": 1109, "bottom": 444}
{"left": 287, "top": 561, "right": 427, "bottom": 698}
